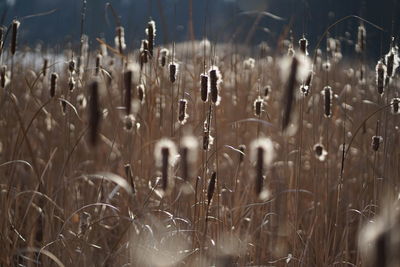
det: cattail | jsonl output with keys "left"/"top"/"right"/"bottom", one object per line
{"left": 322, "top": 86, "right": 333, "bottom": 118}
{"left": 160, "top": 48, "right": 169, "bottom": 67}
{"left": 299, "top": 37, "right": 308, "bottom": 55}
{"left": 50, "top": 73, "right": 58, "bottom": 97}
{"left": 376, "top": 60, "right": 385, "bottom": 95}
{"left": 115, "top": 26, "right": 126, "bottom": 54}
{"left": 0, "top": 65, "right": 6, "bottom": 88}
{"left": 207, "top": 171, "right": 217, "bottom": 206}
{"left": 76, "top": 93, "right": 87, "bottom": 109}
{"left": 137, "top": 84, "right": 145, "bottom": 103}
{"left": 200, "top": 74, "right": 209, "bottom": 102}
{"left": 313, "top": 143, "right": 328, "bottom": 161}
{"left": 253, "top": 96, "right": 263, "bottom": 116}
{"left": 42, "top": 58, "right": 48, "bottom": 77}
{"left": 124, "top": 163, "right": 136, "bottom": 194}
{"left": 146, "top": 19, "right": 156, "bottom": 57}
{"left": 243, "top": 58, "right": 255, "bottom": 70}
{"left": 69, "top": 59, "right": 76, "bottom": 74}
{"left": 180, "top": 136, "right": 198, "bottom": 183}
{"left": 10, "top": 20, "right": 20, "bottom": 56}
{"left": 385, "top": 43, "right": 399, "bottom": 79}
{"left": 169, "top": 63, "right": 178, "bottom": 83}
{"left": 123, "top": 114, "right": 135, "bottom": 132}
{"left": 88, "top": 80, "right": 101, "bottom": 146}
{"left": 0, "top": 26, "right": 4, "bottom": 56}
{"left": 391, "top": 98, "right": 400, "bottom": 114}
{"left": 95, "top": 54, "right": 102, "bottom": 76}
{"left": 371, "top": 135, "right": 383, "bottom": 151}
{"left": 203, "top": 107, "right": 213, "bottom": 150}
{"left": 140, "top": 40, "right": 149, "bottom": 67}
{"left": 355, "top": 24, "right": 366, "bottom": 54}
{"left": 60, "top": 96, "right": 67, "bottom": 115}
{"left": 124, "top": 69, "right": 133, "bottom": 115}
{"left": 238, "top": 144, "right": 246, "bottom": 163}
{"left": 263, "top": 85, "right": 270, "bottom": 99}
{"left": 155, "top": 139, "right": 177, "bottom": 194}
{"left": 282, "top": 56, "right": 298, "bottom": 131}
{"left": 250, "top": 138, "right": 275, "bottom": 198}
{"left": 178, "top": 99, "right": 188, "bottom": 124}
{"left": 68, "top": 76, "right": 75, "bottom": 91}
{"left": 209, "top": 66, "right": 222, "bottom": 105}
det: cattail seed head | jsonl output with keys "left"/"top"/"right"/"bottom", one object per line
{"left": 281, "top": 56, "right": 299, "bottom": 131}
{"left": 250, "top": 138, "right": 275, "bottom": 198}
{"left": 42, "top": 58, "right": 48, "bottom": 77}
{"left": 169, "top": 63, "right": 178, "bottom": 83}
{"left": 313, "top": 143, "right": 328, "bottom": 161}
{"left": 140, "top": 40, "right": 149, "bottom": 67}
{"left": 76, "top": 93, "right": 87, "bottom": 109}
{"left": 391, "top": 98, "right": 400, "bottom": 114}
{"left": 88, "top": 80, "right": 101, "bottom": 146}
{"left": 50, "top": 73, "right": 58, "bottom": 98}
{"left": 68, "top": 76, "right": 76, "bottom": 91}
{"left": 160, "top": 48, "right": 169, "bottom": 67}
{"left": 243, "top": 57, "right": 255, "bottom": 70}
{"left": 0, "top": 26, "right": 4, "bottom": 56}
{"left": 200, "top": 74, "right": 209, "bottom": 102}
{"left": 263, "top": 85, "right": 270, "bottom": 99}
{"left": 254, "top": 96, "right": 263, "bottom": 116}
{"left": 180, "top": 136, "right": 198, "bottom": 184}
{"left": 146, "top": 19, "right": 156, "bottom": 57}
{"left": 299, "top": 37, "right": 308, "bottom": 55}
{"left": 355, "top": 24, "right": 366, "bottom": 54}
{"left": 95, "top": 54, "right": 102, "bottom": 76}
{"left": 137, "top": 84, "right": 145, "bottom": 103}
{"left": 178, "top": 99, "right": 188, "bottom": 124}
{"left": 10, "top": 20, "right": 20, "bottom": 56}
{"left": 124, "top": 69, "right": 133, "bottom": 115}
{"left": 385, "top": 44, "right": 399, "bottom": 79}
{"left": 115, "top": 26, "right": 126, "bottom": 54}
{"left": 0, "top": 65, "right": 7, "bottom": 88}
{"left": 238, "top": 144, "right": 246, "bottom": 163}
{"left": 371, "top": 136, "right": 383, "bottom": 151}
{"left": 123, "top": 114, "right": 136, "bottom": 132}
{"left": 209, "top": 66, "right": 222, "bottom": 105}
{"left": 124, "top": 163, "right": 136, "bottom": 194}
{"left": 322, "top": 86, "right": 333, "bottom": 118}
{"left": 155, "top": 139, "right": 177, "bottom": 195}
{"left": 69, "top": 59, "right": 76, "bottom": 74}
{"left": 207, "top": 172, "right": 217, "bottom": 206}
{"left": 376, "top": 60, "right": 386, "bottom": 95}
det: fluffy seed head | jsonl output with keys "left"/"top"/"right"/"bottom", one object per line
{"left": 146, "top": 19, "right": 156, "bottom": 57}
{"left": 160, "top": 48, "right": 169, "bottom": 67}
{"left": 180, "top": 135, "right": 198, "bottom": 183}
{"left": 68, "top": 76, "right": 76, "bottom": 91}
{"left": 243, "top": 58, "right": 255, "bottom": 70}
{"left": 299, "top": 37, "right": 308, "bottom": 55}
{"left": 385, "top": 44, "right": 399, "bottom": 79}
{"left": 322, "top": 86, "right": 333, "bottom": 118}
{"left": 254, "top": 96, "right": 263, "bottom": 116}
{"left": 155, "top": 139, "right": 178, "bottom": 194}
{"left": 123, "top": 114, "right": 136, "bottom": 132}
{"left": 376, "top": 60, "right": 386, "bottom": 95}
{"left": 95, "top": 54, "right": 102, "bottom": 76}
{"left": 178, "top": 99, "right": 188, "bottom": 124}
{"left": 391, "top": 98, "right": 400, "bottom": 115}
{"left": 169, "top": 63, "right": 178, "bottom": 83}
{"left": 355, "top": 24, "right": 366, "bottom": 54}
{"left": 200, "top": 74, "right": 209, "bottom": 102}
{"left": 313, "top": 143, "right": 328, "bottom": 161}
{"left": 115, "top": 26, "right": 126, "bottom": 54}
{"left": 209, "top": 66, "right": 222, "bottom": 105}
{"left": 371, "top": 136, "right": 383, "bottom": 151}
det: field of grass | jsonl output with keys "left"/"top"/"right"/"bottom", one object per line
{"left": 0, "top": 2, "right": 400, "bottom": 266}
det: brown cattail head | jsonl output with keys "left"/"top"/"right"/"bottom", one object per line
{"left": 0, "top": 65, "right": 7, "bottom": 88}
{"left": 69, "top": 59, "right": 76, "bottom": 74}
{"left": 281, "top": 56, "right": 298, "bottom": 131}
{"left": 140, "top": 40, "right": 149, "bottom": 67}
{"left": 50, "top": 73, "right": 58, "bottom": 97}
{"left": 160, "top": 48, "right": 169, "bottom": 67}
{"left": 42, "top": 58, "right": 48, "bottom": 77}
{"left": 180, "top": 136, "right": 198, "bottom": 184}
{"left": 123, "top": 114, "right": 136, "bottom": 132}
{"left": 137, "top": 84, "right": 145, "bottom": 103}
{"left": 371, "top": 135, "right": 383, "bottom": 151}
{"left": 299, "top": 37, "right": 308, "bottom": 55}
{"left": 95, "top": 54, "right": 102, "bottom": 76}
{"left": 10, "top": 20, "right": 20, "bottom": 56}
{"left": 250, "top": 138, "right": 275, "bottom": 198}
{"left": 238, "top": 144, "right": 246, "bottom": 163}
{"left": 146, "top": 19, "right": 156, "bottom": 57}
{"left": 124, "top": 69, "right": 133, "bottom": 115}
{"left": 200, "top": 74, "right": 209, "bottom": 102}
{"left": 376, "top": 60, "right": 386, "bottom": 95}
{"left": 115, "top": 26, "right": 126, "bottom": 54}
{"left": 88, "top": 80, "right": 101, "bottom": 146}
{"left": 68, "top": 76, "right": 76, "bottom": 91}
{"left": 178, "top": 99, "right": 188, "bottom": 124}
{"left": 313, "top": 143, "right": 328, "bottom": 161}
{"left": 355, "top": 24, "right": 366, "bottom": 54}
{"left": 209, "top": 66, "right": 222, "bottom": 105}
{"left": 385, "top": 43, "right": 399, "bottom": 79}
{"left": 155, "top": 139, "right": 177, "bottom": 195}
{"left": 322, "top": 86, "right": 333, "bottom": 118}
{"left": 207, "top": 171, "right": 217, "bottom": 206}
{"left": 169, "top": 63, "right": 178, "bottom": 83}
{"left": 124, "top": 163, "right": 136, "bottom": 194}
{"left": 391, "top": 98, "right": 400, "bottom": 114}
{"left": 253, "top": 96, "right": 263, "bottom": 116}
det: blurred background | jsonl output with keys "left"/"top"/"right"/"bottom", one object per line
{"left": 1, "top": 0, "right": 399, "bottom": 59}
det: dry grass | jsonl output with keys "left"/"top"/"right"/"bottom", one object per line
{"left": 0, "top": 7, "right": 400, "bottom": 267}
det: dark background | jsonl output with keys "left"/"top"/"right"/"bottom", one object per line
{"left": 1, "top": 0, "right": 399, "bottom": 59}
